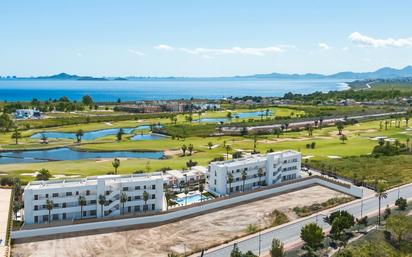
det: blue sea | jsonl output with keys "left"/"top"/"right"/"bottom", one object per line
{"left": 0, "top": 79, "right": 350, "bottom": 102}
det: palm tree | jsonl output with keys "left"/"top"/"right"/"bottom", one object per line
{"left": 257, "top": 168, "right": 264, "bottom": 188}
{"left": 76, "top": 129, "right": 84, "bottom": 143}
{"left": 207, "top": 142, "right": 213, "bottom": 150}
{"left": 188, "top": 144, "right": 194, "bottom": 155}
{"left": 116, "top": 128, "right": 124, "bottom": 141}
{"left": 181, "top": 144, "right": 187, "bottom": 156}
{"left": 46, "top": 199, "right": 54, "bottom": 223}
{"left": 241, "top": 170, "right": 247, "bottom": 191}
{"left": 120, "top": 192, "right": 127, "bottom": 215}
{"left": 199, "top": 183, "right": 204, "bottom": 202}
{"left": 143, "top": 191, "right": 149, "bottom": 212}
{"left": 78, "top": 196, "right": 86, "bottom": 220}
{"left": 376, "top": 183, "right": 388, "bottom": 225}
{"left": 165, "top": 189, "right": 173, "bottom": 211}
{"left": 339, "top": 134, "right": 348, "bottom": 144}
{"left": 225, "top": 145, "right": 232, "bottom": 160}
{"left": 253, "top": 135, "right": 258, "bottom": 153}
{"left": 227, "top": 173, "right": 234, "bottom": 195}
{"left": 98, "top": 195, "right": 106, "bottom": 218}
{"left": 112, "top": 158, "right": 120, "bottom": 174}
{"left": 11, "top": 126, "right": 21, "bottom": 144}
{"left": 405, "top": 116, "right": 410, "bottom": 127}
{"left": 184, "top": 187, "right": 189, "bottom": 206}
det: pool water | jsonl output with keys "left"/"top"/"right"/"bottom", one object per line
{"left": 130, "top": 133, "right": 167, "bottom": 141}
{"left": 174, "top": 193, "right": 211, "bottom": 205}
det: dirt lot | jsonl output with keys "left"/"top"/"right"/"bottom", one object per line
{"left": 12, "top": 185, "right": 347, "bottom": 257}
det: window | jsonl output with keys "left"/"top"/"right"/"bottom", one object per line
{"left": 90, "top": 200, "right": 96, "bottom": 204}
{"left": 151, "top": 204, "right": 155, "bottom": 210}
{"left": 53, "top": 203, "right": 59, "bottom": 208}
{"left": 151, "top": 194, "right": 155, "bottom": 199}
{"left": 135, "top": 186, "right": 140, "bottom": 190}
{"left": 214, "top": 179, "right": 216, "bottom": 185}
{"left": 86, "top": 190, "right": 90, "bottom": 196}
{"left": 52, "top": 193, "right": 59, "bottom": 198}
{"left": 62, "top": 203, "right": 66, "bottom": 208}
{"left": 45, "top": 194, "right": 49, "bottom": 198}
{"left": 123, "top": 187, "right": 129, "bottom": 191}
{"left": 34, "top": 216, "right": 38, "bottom": 223}
{"left": 90, "top": 210, "right": 96, "bottom": 216}
{"left": 63, "top": 213, "right": 67, "bottom": 220}
{"left": 134, "top": 196, "right": 140, "bottom": 200}
{"left": 135, "top": 205, "right": 140, "bottom": 212}
{"left": 76, "top": 191, "right": 79, "bottom": 196}
{"left": 151, "top": 185, "right": 156, "bottom": 190}
{"left": 52, "top": 214, "right": 59, "bottom": 220}
{"left": 143, "top": 185, "right": 147, "bottom": 190}
{"left": 128, "top": 196, "right": 132, "bottom": 201}
{"left": 83, "top": 211, "right": 87, "bottom": 217}
{"left": 66, "top": 192, "right": 72, "bottom": 197}
{"left": 34, "top": 205, "right": 38, "bottom": 211}
{"left": 34, "top": 195, "right": 38, "bottom": 200}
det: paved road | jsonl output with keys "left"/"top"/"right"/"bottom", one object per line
{"left": 197, "top": 183, "right": 412, "bottom": 257}
{"left": 222, "top": 111, "right": 406, "bottom": 132}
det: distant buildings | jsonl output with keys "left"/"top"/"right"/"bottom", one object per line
{"left": 115, "top": 100, "right": 220, "bottom": 113}
{"left": 207, "top": 150, "right": 301, "bottom": 196}
{"left": 14, "top": 109, "right": 41, "bottom": 119}
{"left": 23, "top": 173, "right": 164, "bottom": 224}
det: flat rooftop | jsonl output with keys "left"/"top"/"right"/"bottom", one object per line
{"left": 25, "top": 173, "right": 163, "bottom": 191}
{"left": 211, "top": 150, "right": 300, "bottom": 168}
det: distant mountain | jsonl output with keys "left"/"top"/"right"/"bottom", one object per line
{"left": 240, "top": 66, "right": 412, "bottom": 80}
{"left": 2, "top": 66, "right": 412, "bottom": 81}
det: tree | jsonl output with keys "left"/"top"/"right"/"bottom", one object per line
{"left": 199, "top": 183, "right": 204, "bottom": 202}
{"left": 225, "top": 145, "right": 232, "bottom": 160}
{"left": 356, "top": 216, "right": 368, "bottom": 232}
{"left": 98, "top": 195, "right": 106, "bottom": 218}
{"left": 327, "top": 211, "right": 355, "bottom": 249}
{"left": 116, "top": 128, "right": 124, "bottom": 141}
{"left": 11, "top": 126, "right": 21, "bottom": 144}
{"left": 227, "top": 112, "right": 232, "bottom": 120}
{"left": 165, "top": 189, "right": 173, "bottom": 211}
{"left": 227, "top": 173, "right": 234, "bottom": 195}
{"left": 386, "top": 214, "right": 412, "bottom": 244}
{"left": 75, "top": 129, "right": 84, "bottom": 143}
{"left": 253, "top": 135, "right": 258, "bottom": 153}
{"left": 230, "top": 245, "right": 257, "bottom": 257}
{"left": 273, "top": 127, "right": 282, "bottom": 138}
{"left": 270, "top": 238, "right": 285, "bottom": 257}
{"left": 82, "top": 95, "right": 93, "bottom": 106}
{"left": 78, "top": 196, "right": 86, "bottom": 219}
{"left": 12, "top": 201, "right": 21, "bottom": 220}
{"left": 257, "top": 168, "right": 264, "bottom": 188}
{"left": 208, "top": 142, "right": 213, "bottom": 150}
{"left": 181, "top": 144, "right": 187, "bottom": 156}
{"left": 40, "top": 133, "right": 48, "bottom": 144}
{"left": 188, "top": 144, "right": 194, "bottom": 155}
{"left": 241, "top": 170, "right": 247, "bottom": 191}
{"left": 46, "top": 199, "right": 54, "bottom": 223}
{"left": 112, "top": 158, "right": 120, "bottom": 174}
{"left": 120, "top": 192, "right": 127, "bottom": 215}
{"left": 0, "top": 113, "right": 13, "bottom": 133}
{"left": 395, "top": 197, "right": 407, "bottom": 211}
{"left": 300, "top": 223, "right": 324, "bottom": 256}
{"left": 339, "top": 134, "right": 348, "bottom": 144}
{"left": 143, "top": 191, "right": 149, "bottom": 212}
{"left": 336, "top": 121, "right": 344, "bottom": 135}
{"left": 36, "top": 168, "right": 51, "bottom": 181}
{"left": 375, "top": 183, "right": 388, "bottom": 225}
{"left": 383, "top": 205, "right": 391, "bottom": 220}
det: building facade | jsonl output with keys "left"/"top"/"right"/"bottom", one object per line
{"left": 207, "top": 150, "right": 301, "bottom": 195}
{"left": 23, "top": 173, "right": 164, "bottom": 224}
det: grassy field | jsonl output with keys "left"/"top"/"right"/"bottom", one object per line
{"left": 0, "top": 108, "right": 411, "bottom": 185}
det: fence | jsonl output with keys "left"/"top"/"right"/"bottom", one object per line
{"left": 11, "top": 176, "right": 362, "bottom": 240}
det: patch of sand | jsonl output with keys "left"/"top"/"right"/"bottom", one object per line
{"left": 12, "top": 186, "right": 348, "bottom": 257}
{"left": 328, "top": 155, "right": 341, "bottom": 159}
{"left": 20, "top": 172, "right": 39, "bottom": 177}
{"left": 164, "top": 150, "right": 182, "bottom": 156}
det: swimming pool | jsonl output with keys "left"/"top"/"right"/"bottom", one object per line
{"left": 174, "top": 193, "right": 211, "bottom": 206}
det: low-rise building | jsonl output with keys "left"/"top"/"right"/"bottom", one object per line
{"left": 14, "top": 109, "right": 41, "bottom": 119}
{"left": 207, "top": 150, "right": 301, "bottom": 195}
{"left": 23, "top": 173, "right": 164, "bottom": 224}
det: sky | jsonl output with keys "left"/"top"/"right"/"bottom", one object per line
{"left": 1, "top": 0, "right": 412, "bottom": 77}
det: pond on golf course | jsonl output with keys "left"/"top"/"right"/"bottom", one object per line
{"left": 0, "top": 147, "right": 164, "bottom": 164}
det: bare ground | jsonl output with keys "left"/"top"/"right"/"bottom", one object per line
{"left": 12, "top": 185, "right": 347, "bottom": 257}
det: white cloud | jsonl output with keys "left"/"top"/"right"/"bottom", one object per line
{"left": 341, "top": 46, "right": 349, "bottom": 51}
{"left": 154, "top": 44, "right": 174, "bottom": 51}
{"left": 349, "top": 32, "right": 412, "bottom": 48}
{"left": 178, "top": 46, "right": 284, "bottom": 56}
{"left": 76, "top": 52, "right": 83, "bottom": 57}
{"left": 128, "top": 49, "right": 145, "bottom": 56}
{"left": 318, "top": 43, "right": 332, "bottom": 50}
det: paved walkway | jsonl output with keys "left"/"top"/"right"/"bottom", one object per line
{"left": 0, "top": 188, "right": 12, "bottom": 257}
{"left": 192, "top": 182, "right": 412, "bottom": 257}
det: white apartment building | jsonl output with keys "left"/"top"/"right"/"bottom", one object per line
{"left": 207, "top": 150, "right": 301, "bottom": 195}
{"left": 23, "top": 173, "right": 164, "bottom": 224}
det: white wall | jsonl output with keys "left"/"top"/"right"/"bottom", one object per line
{"left": 12, "top": 176, "right": 362, "bottom": 239}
